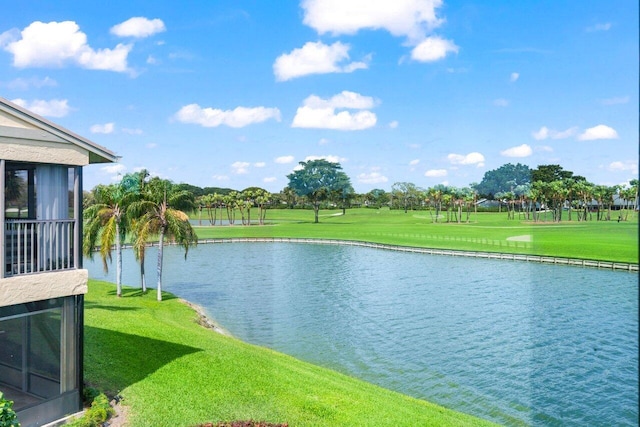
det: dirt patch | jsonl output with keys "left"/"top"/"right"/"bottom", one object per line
{"left": 181, "top": 299, "right": 231, "bottom": 336}
{"left": 106, "top": 398, "right": 129, "bottom": 427}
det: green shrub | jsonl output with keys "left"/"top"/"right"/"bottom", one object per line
{"left": 82, "top": 387, "right": 101, "bottom": 406}
{"left": 0, "top": 392, "right": 20, "bottom": 427}
{"left": 66, "top": 393, "right": 114, "bottom": 427}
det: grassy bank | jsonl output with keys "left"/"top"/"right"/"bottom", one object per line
{"left": 84, "top": 280, "right": 498, "bottom": 426}
{"left": 191, "top": 208, "right": 638, "bottom": 264}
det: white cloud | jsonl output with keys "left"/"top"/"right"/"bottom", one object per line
{"left": 608, "top": 161, "right": 637, "bottom": 172}
{"left": 275, "top": 155, "right": 295, "bottom": 164}
{"left": 389, "top": 120, "right": 399, "bottom": 129}
{"left": 263, "top": 177, "right": 277, "bottom": 183}
{"left": 174, "top": 104, "right": 281, "bottom": 128}
{"left": 11, "top": 98, "right": 70, "bottom": 117}
{"left": 304, "top": 155, "right": 346, "bottom": 163}
{"left": 535, "top": 145, "right": 553, "bottom": 153}
{"left": 601, "top": 96, "right": 629, "bottom": 105}
{"left": 145, "top": 142, "right": 157, "bottom": 149}
{"left": 110, "top": 17, "right": 166, "bottom": 38}
{"left": 301, "top": 0, "right": 456, "bottom": 63}
{"left": 90, "top": 122, "right": 115, "bottom": 134}
{"left": 425, "top": 169, "right": 447, "bottom": 177}
{"left": 553, "top": 127, "right": 579, "bottom": 139}
{"left": 447, "top": 152, "right": 484, "bottom": 166}
{"left": 578, "top": 124, "right": 619, "bottom": 141}
{"left": 302, "top": 0, "right": 444, "bottom": 41}
{"left": 254, "top": 162, "right": 266, "bottom": 168}
{"left": 231, "top": 161, "right": 250, "bottom": 174}
{"left": 493, "top": 98, "right": 509, "bottom": 107}
{"left": 101, "top": 163, "right": 126, "bottom": 175}
{"left": 292, "top": 91, "right": 378, "bottom": 130}
{"left": 500, "top": 144, "right": 532, "bottom": 158}
{"left": 532, "top": 126, "right": 578, "bottom": 140}
{"left": 409, "top": 159, "right": 420, "bottom": 166}
{"left": 273, "top": 41, "right": 368, "bottom": 81}
{"left": 212, "top": 174, "right": 230, "bottom": 181}
{"left": 358, "top": 172, "right": 388, "bottom": 184}
{"left": 410, "top": 36, "right": 458, "bottom": 62}
{"left": 303, "top": 91, "right": 378, "bottom": 109}
{"left": 510, "top": 72, "right": 519, "bottom": 82}
{"left": 6, "top": 76, "right": 57, "bottom": 90}
{"left": 1, "top": 21, "right": 132, "bottom": 72}
{"left": 319, "top": 138, "right": 330, "bottom": 145}
{"left": 532, "top": 127, "right": 549, "bottom": 140}
{"left": 293, "top": 107, "right": 376, "bottom": 130}
{"left": 586, "top": 22, "right": 611, "bottom": 32}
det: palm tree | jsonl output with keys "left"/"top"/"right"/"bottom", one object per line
{"left": 83, "top": 183, "right": 135, "bottom": 297}
{"left": 427, "top": 186, "right": 444, "bottom": 222}
{"left": 129, "top": 178, "right": 197, "bottom": 301}
{"left": 254, "top": 189, "right": 271, "bottom": 225}
{"left": 224, "top": 192, "right": 238, "bottom": 225}
{"left": 573, "top": 180, "right": 594, "bottom": 221}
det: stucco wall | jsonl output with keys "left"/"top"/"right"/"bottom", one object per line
{"left": 0, "top": 137, "right": 89, "bottom": 165}
{"left": 0, "top": 269, "right": 88, "bottom": 307}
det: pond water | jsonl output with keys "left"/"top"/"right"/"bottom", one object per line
{"left": 86, "top": 243, "right": 638, "bottom": 426}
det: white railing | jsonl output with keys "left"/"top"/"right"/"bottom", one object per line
{"left": 4, "top": 219, "right": 76, "bottom": 276}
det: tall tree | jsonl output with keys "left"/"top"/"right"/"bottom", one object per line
{"left": 280, "top": 186, "right": 297, "bottom": 209}
{"left": 124, "top": 169, "right": 151, "bottom": 292}
{"left": 475, "top": 163, "right": 531, "bottom": 198}
{"left": 365, "top": 189, "right": 390, "bottom": 208}
{"left": 287, "top": 159, "right": 352, "bottom": 223}
{"left": 129, "top": 178, "right": 198, "bottom": 301}
{"left": 426, "top": 185, "right": 445, "bottom": 222}
{"left": 254, "top": 189, "right": 271, "bottom": 225}
{"left": 333, "top": 174, "right": 355, "bottom": 215}
{"left": 83, "top": 181, "right": 138, "bottom": 297}
{"left": 391, "top": 182, "right": 421, "bottom": 213}
{"left": 531, "top": 164, "right": 584, "bottom": 183}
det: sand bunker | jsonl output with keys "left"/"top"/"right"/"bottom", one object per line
{"left": 506, "top": 235, "right": 532, "bottom": 242}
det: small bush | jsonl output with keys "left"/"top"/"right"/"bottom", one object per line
{"left": 66, "top": 393, "right": 114, "bottom": 427}
{"left": 0, "top": 392, "right": 20, "bottom": 427}
{"left": 82, "top": 387, "right": 101, "bottom": 406}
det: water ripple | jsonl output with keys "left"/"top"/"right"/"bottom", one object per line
{"left": 87, "top": 243, "right": 639, "bottom": 426}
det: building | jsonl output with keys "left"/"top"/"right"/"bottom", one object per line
{"left": 0, "top": 97, "right": 117, "bottom": 426}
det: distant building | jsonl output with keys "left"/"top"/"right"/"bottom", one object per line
{"left": 0, "top": 97, "right": 117, "bottom": 427}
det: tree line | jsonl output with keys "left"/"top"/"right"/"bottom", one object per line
{"left": 83, "top": 161, "right": 638, "bottom": 299}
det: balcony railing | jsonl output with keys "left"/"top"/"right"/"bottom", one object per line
{"left": 4, "top": 219, "right": 76, "bottom": 277}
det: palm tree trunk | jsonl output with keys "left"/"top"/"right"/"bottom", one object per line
{"left": 140, "top": 255, "right": 146, "bottom": 293}
{"left": 157, "top": 229, "right": 165, "bottom": 301}
{"left": 116, "top": 224, "right": 122, "bottom": 297}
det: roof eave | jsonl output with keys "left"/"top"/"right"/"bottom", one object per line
{"left": 0, "top": 96, "right": 118, "bottom": 164}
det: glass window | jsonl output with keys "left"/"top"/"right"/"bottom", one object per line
{"left": 5, "top": 167, "right": 34, "bottom": 219}
{"left": 4, "top": 163, "right": 76, "bottom": 220}
{"left": 0, "top": 297, "right": 78, "bottom": 411}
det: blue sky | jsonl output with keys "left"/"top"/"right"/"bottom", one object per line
{"left": 1, "top": 1, "right": 637, "bottom": 193}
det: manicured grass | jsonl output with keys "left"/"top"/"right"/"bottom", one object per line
{"left": 84, "top": 280, "right": 498, "bottom": 427}
{"left": 191, "top": 208, "right": 638, "bottom": 264}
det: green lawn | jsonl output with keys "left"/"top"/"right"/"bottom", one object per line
{"left": 191, "top": 208, "right": 638, "bottom": 264}
{"left": 84, "top": 280, "right": 499, "bottom": 427}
